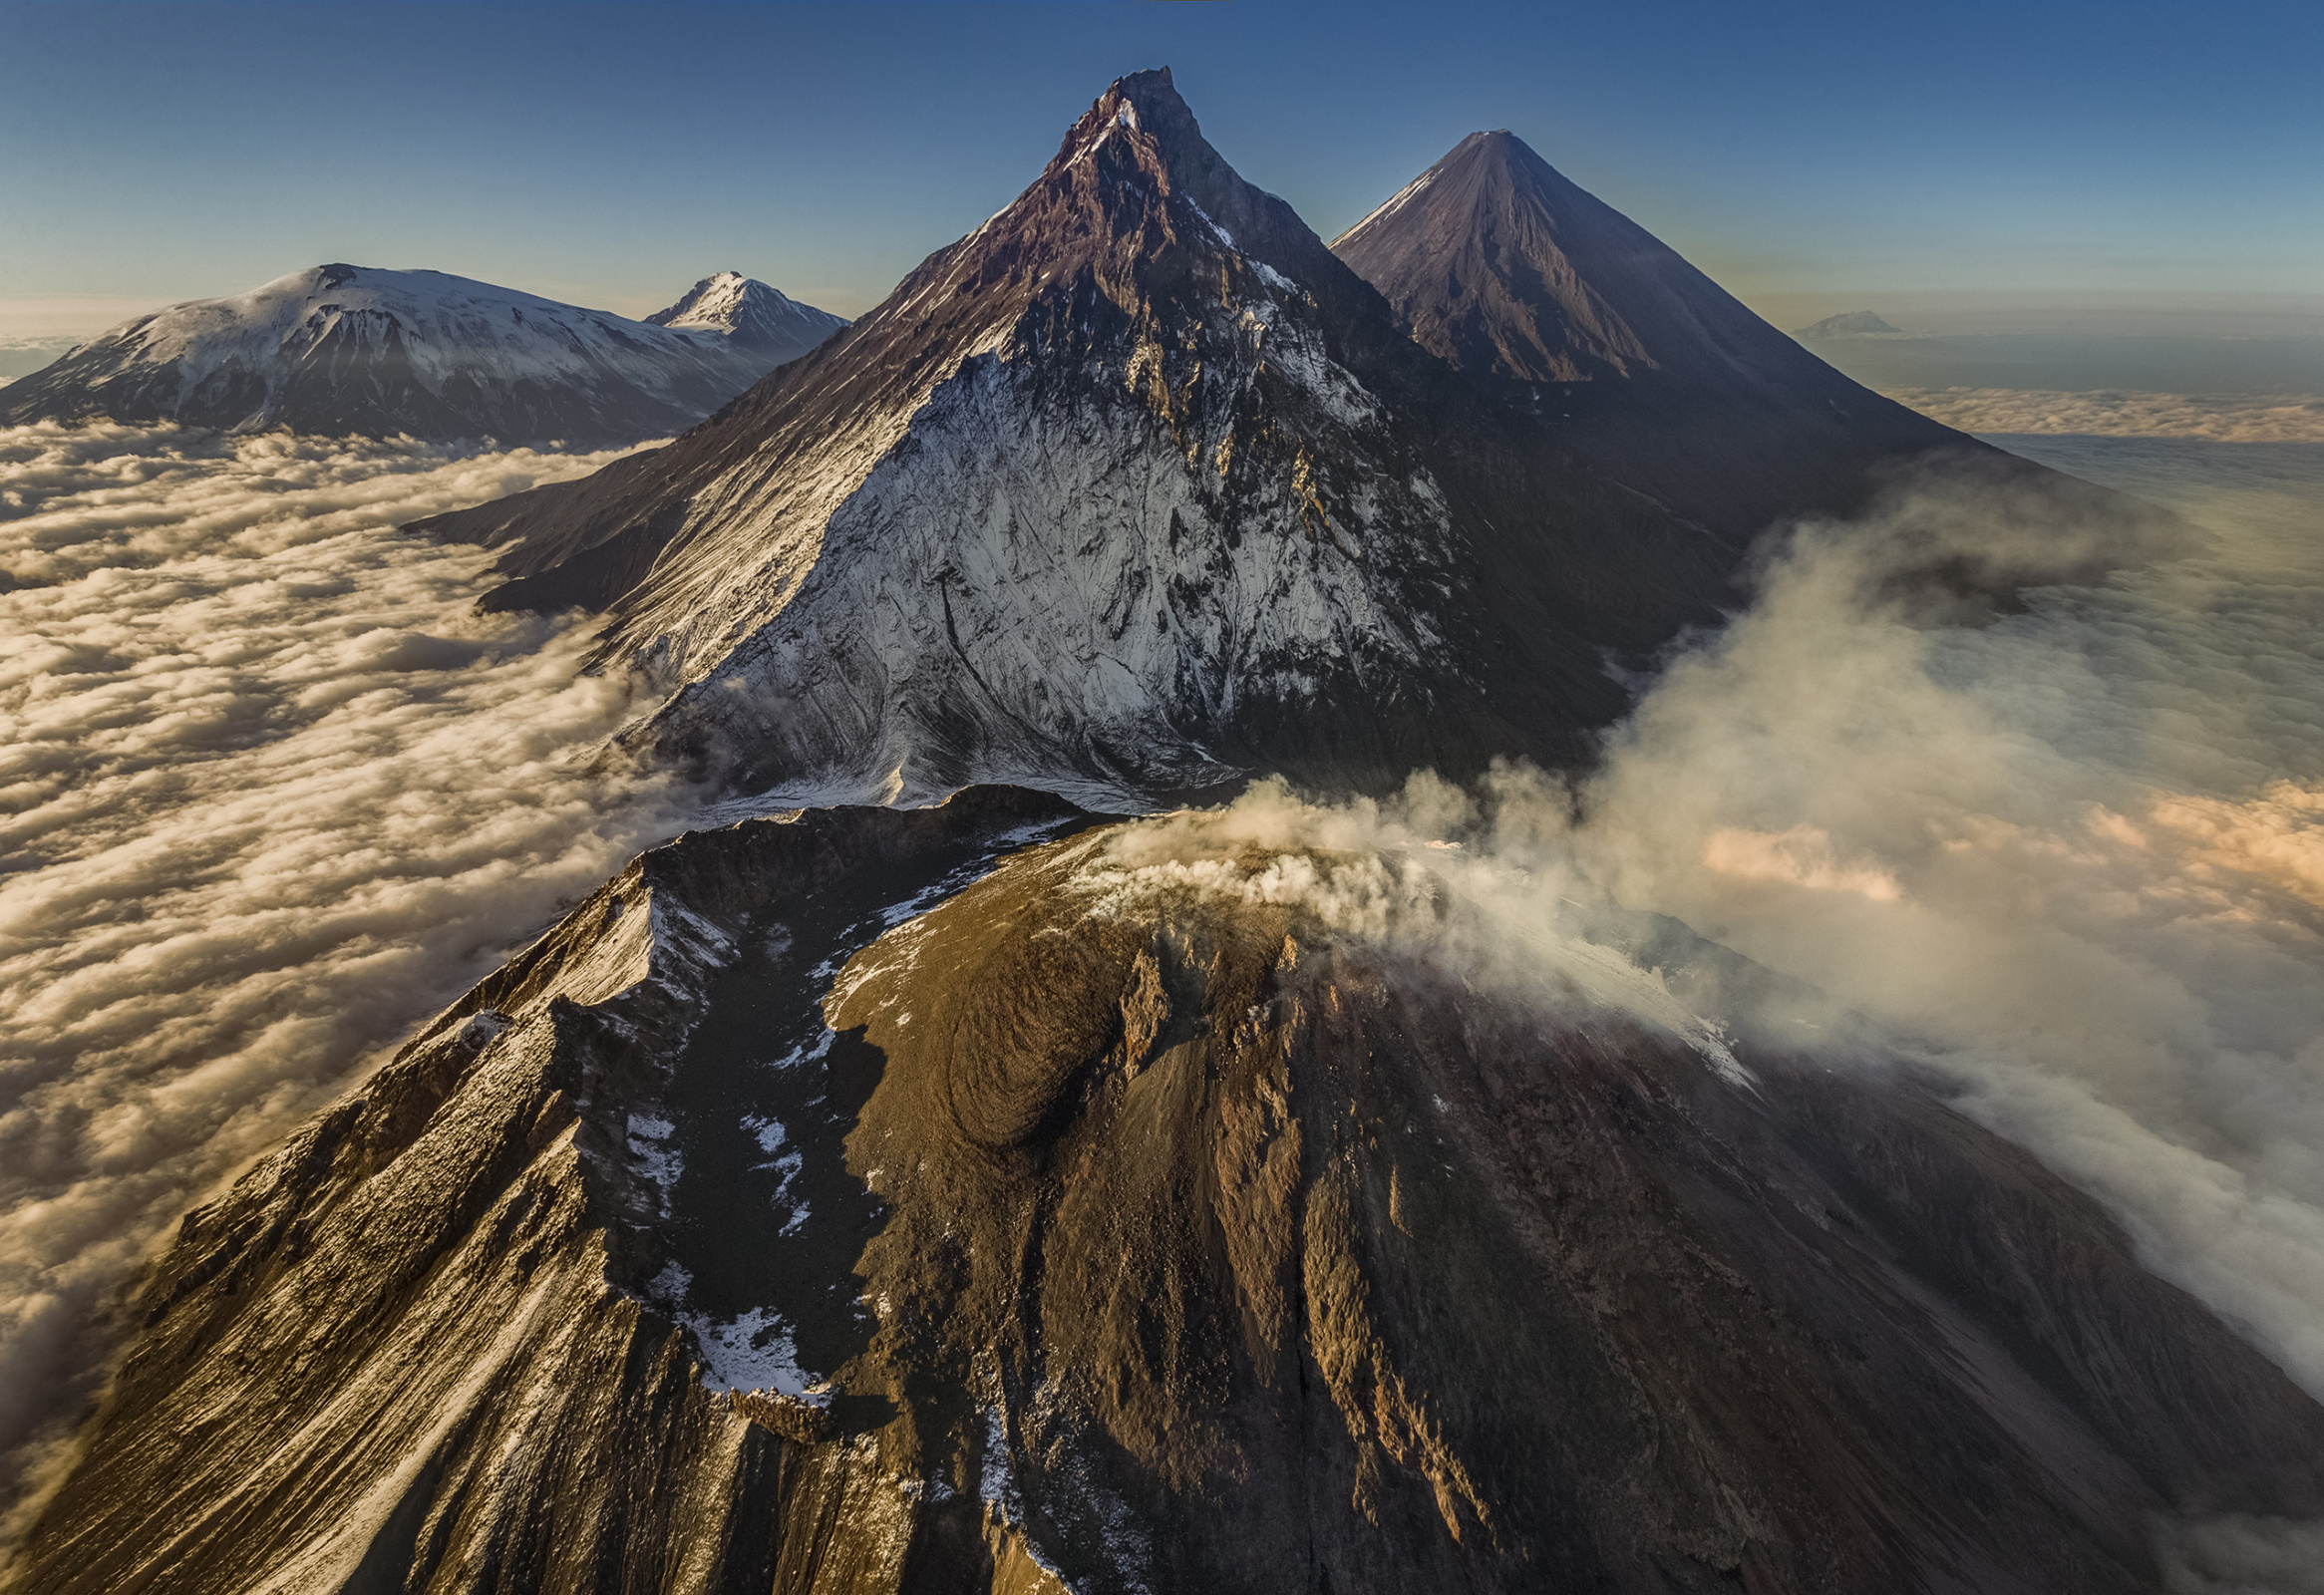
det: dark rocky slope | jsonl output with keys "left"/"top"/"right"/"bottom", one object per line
{"left": 1328, "top": 130, "right": 1993, "bottom": 540}
{"left": 14, "top": 791, "right": 2322, "bottom": 1593}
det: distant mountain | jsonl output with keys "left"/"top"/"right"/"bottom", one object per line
{"left": 645, "top": 270, "right": 848, "bottom": 363}
{"left": 1332, "top": 130, "right": 1877, "bottom": 394}
{"left": 1795, "top": 310, "right": 1905, "bottom": 338}
{"left": 1329, "top": 132, "right": 1995, "bottom": 535}
{"left": 0, "top": 265, "right": 842, "bottom": 447}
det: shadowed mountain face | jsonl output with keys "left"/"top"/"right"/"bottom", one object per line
{"left": 1331, "top": 129, "right": 1890, "bottom": 401}
{"left": 13, "top": 791, "right": 2324, "bottom": 1593}
{"left": 1330, "top": 131, "right": 2021, "bottom": 536}
{"left": 408, "top": 73, "right": 2158, "bottom": 808}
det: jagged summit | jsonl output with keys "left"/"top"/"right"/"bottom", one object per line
{"left": 0, "top": 263, "right": 809, "bottom": 447}
{"left": 411, "top": 67, "right": 1741, "bottom": 800}
{"left": 644, "top": 270, "right": 847, "bottom": 362}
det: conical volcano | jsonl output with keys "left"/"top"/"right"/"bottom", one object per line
{"left": 1332, "top": 130, "right": 2018, "bottom": 534}
{"left": 1333, "top": 129, "right": 1834, "bottom": 394}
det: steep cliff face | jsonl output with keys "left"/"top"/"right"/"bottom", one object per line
{"left": 16, "top": 791, "right": 2323, "bottom": 1594}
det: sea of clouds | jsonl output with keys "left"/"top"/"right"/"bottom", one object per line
{"left": 0, "top": 423, "right": 698, "bottom": 1540}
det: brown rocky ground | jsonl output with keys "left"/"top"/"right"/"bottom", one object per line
{"left": 12, "top": 790, "right": 2322, "bottom": 1593}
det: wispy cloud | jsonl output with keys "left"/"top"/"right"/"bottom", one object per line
{"left": 1567, "top": 454, "right": 2324, "bottom": 1402}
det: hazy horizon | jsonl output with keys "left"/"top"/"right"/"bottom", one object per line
{"left": 4, "top": 1, "right": 2317, "bottom": 349}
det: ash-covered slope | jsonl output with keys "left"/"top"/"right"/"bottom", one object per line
{"left": 410, "top": 69, "right": 1760, "bottom": 803}
{"left": 1330, "top": 131, "right": 2000, "bottom": 534}
{"left": 0, "top": 265, "right": 833, "bottom": 447}
{"left": 15, "top": 792, "right": 2324, "bottom": 1593}
{"left": 647, "top": 270, "right": 850, "bottom": 363}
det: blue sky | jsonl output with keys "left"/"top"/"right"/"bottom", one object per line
{"left": 1, "top": 0, "right": 2318, "bottom": 337}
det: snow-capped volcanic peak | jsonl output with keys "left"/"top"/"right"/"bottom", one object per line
{"left": 117, "top": 263, "right": 719, "bottom": 381}
{"left": 0, "top": 262, "right": 784, "bottom": 446}
{"left": 646, "top": 270, "right": 761, "bottom": 333}
{"left": 418, "top": 68, "right": 1492, "bottom": 801}
{"left": 645, "top": 272, "right": 848, "bottom": 361}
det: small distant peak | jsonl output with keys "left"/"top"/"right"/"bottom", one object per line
{"left": 315, "top": 263, "right": 360, "bottom": 290}
{"left": 1793, "top": 310, "right": 1903, "bottom": 339}
{"left": 646, "top": 272, "right": 761, "bottom": 329}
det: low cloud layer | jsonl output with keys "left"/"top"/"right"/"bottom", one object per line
{"left": 0, "top": 423, "right": 690, "bottom": 1540}
{"left": 1891, "top": 385, "right": 2324, "bottom": 443}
